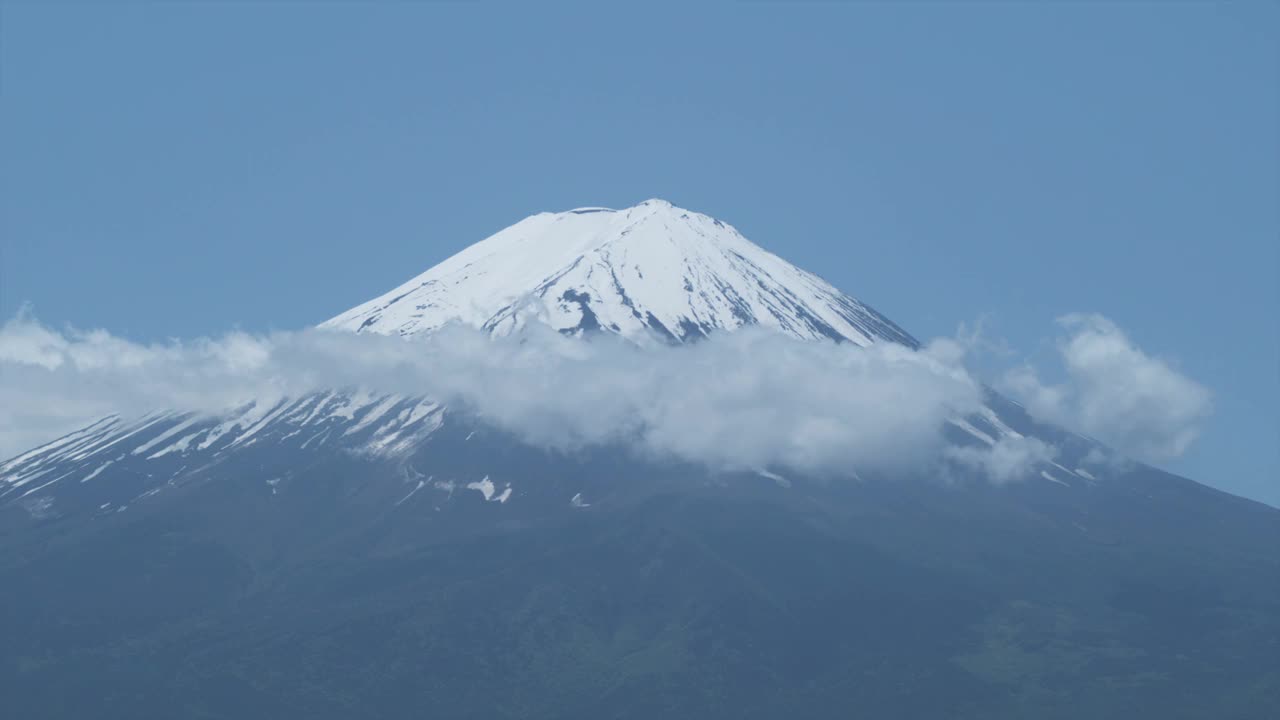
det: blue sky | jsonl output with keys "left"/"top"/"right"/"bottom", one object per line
{"left": 1, "top": 2, "right": 1276, "bottom": 505}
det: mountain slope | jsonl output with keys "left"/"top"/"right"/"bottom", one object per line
{"left": 2, "top": 431, "right": 1277, "bottom": 719}
{"left": 321, "top": 199, "right": 917, "bottom": 346}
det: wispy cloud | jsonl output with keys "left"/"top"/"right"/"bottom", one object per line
{"left": 0, "top": 311, "right": 1210, "bottom": 480}
{"left": 999, "top": 313, "right": 1212, "bottom": 463}
{"left": 945, "top": 435, "right": 1058, "bottom": 484}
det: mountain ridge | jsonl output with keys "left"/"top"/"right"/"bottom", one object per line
{"left": 320, "top": 199, "right": 918, "bottom": 347}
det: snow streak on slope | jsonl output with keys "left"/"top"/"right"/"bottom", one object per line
{"left": 0, "top": 394, "right": 444, "bottom": 501}
{"left": 322, "top": 200, "right": 917, "bottom": 347}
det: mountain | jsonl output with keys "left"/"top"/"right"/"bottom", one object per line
{"left": 321, "top": 198, "right": 917, "bottom": 346}
{"left": 1, "top": 201, "right": 1278, "bottom": 719}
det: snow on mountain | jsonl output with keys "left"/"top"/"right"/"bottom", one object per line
{"left": 3, "top": 199, "right": 1097, "bottom": 516}
{"left": 321, "top": 199, "right": 917, "bottom": 347}
{"left": 0, "top": 393, "right": 447, "bottom": 518}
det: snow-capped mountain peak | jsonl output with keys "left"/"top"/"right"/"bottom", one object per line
{"left": 320, "top": 200, "right": 917, "bottom": 347}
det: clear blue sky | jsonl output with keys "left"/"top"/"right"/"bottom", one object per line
{"left": 1, "top": 2, "right": 1276, "bottom": 505}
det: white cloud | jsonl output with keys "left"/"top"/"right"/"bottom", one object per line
{"left": 0, "top": 314, "right": 989, "bottom": 477}
{"left": 1000, "top": 313, "right": 1212, "bottom": 463}
{"left": 945, "top": 435, "right": 1057, "bottom": 484}
{"left": 0, "top": 311, "right": 1213, "bottom": 481}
